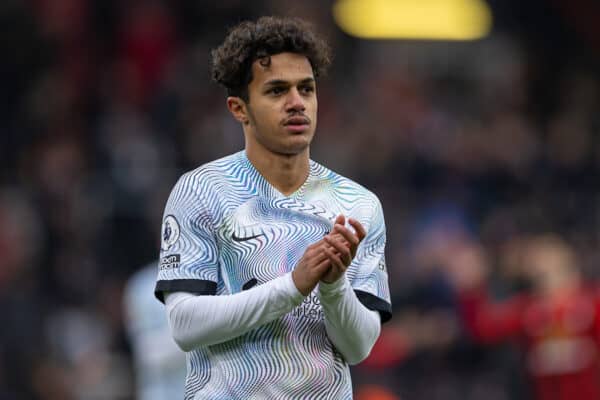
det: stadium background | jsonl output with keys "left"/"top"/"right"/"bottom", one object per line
{"left": 1, "top": 0, "right": 599, "bottom": 399}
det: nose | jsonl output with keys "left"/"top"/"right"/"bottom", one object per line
{"left": 285, "top": 88, "right": 305, "bottom": 113}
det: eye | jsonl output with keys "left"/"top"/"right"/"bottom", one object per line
{"left": 300, "top": 85, "right": 315, "bottom": 95}
{"left": 267, "top": 86, "right": 286, "bottom": 95}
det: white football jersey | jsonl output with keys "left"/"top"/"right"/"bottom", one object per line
{"left": 156, "top": 151, "right": 391, "bottom": 399}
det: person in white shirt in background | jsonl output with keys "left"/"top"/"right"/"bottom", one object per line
{"left": 124, "top": 262, "right": 186, "bottom": 400}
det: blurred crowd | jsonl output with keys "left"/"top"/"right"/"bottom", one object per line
{"left": 1, "top": 1, "right": 599, "bottom": 399}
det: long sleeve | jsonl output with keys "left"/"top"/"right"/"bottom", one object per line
{"left": 165, "top": 272, "right": 305, "bottom": 351}
{"left": 318, "top": 276, "right": 381, "bottom": 365}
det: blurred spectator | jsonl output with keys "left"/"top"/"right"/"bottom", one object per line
{"left": 448, "top": 235, "right": 600, "bottom": 400}
{"left": 0, "top": 189, "right": 44, "bottom": 398}
{"left": 123, "top": 262, "right": 186, "bottom": 400}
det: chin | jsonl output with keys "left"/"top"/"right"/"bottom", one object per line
{"left": 281, "top": 137, "right": 312, "bottom": 155}
{"left": 276, "top": 146, "right": 309, "bottom": 157}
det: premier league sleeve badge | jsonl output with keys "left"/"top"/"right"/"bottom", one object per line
{"left": 161, "top": 215, "right": 180, "bottom": 251}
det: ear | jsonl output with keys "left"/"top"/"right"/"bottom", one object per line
{"left": 227, "top": 97, "right": 250, "bottom": 125}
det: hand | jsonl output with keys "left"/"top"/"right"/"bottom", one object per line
{"left": 292, "top": 239, "right": 332, "bottom": 296}
{"left": 320, "top": 215, "right": 367, "bottom": 283}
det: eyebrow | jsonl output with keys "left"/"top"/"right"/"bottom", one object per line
{"left": 263, "top": 77, "right": 315, "bottom": 87}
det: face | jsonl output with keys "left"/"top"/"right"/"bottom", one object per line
{"left": 524, "top": 241, "right": 577, "bottom": 293}
{"left": 229, "top": 52, "right": 318, "bottom": 156}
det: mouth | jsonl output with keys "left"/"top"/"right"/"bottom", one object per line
{"left": 283, "top": 116, "right": 311, "bottom": 133}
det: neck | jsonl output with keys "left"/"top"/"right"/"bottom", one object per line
{"left": 245, "top": 141, "right": 310, "bottom": 196}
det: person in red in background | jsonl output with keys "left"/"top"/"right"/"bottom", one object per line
{"left": 446, "top": 234, "right": 600, "bottom": 400}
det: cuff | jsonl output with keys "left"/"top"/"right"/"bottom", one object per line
{"left": 283, "top": 272, "right": 306, "bottom": 306}
{"left": 318, "top": 276, "right": 349, "bottom": 300}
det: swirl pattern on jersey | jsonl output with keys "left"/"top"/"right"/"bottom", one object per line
{"left": 156, "top": 151, "right": 390, "bottom": 400}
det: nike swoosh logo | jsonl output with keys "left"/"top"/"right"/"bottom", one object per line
{"left": 231, "top": 233, "right": 266, "bottom": 242}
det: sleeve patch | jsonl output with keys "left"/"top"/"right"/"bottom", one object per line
{"left": 161, "top": 215, "right": 180, "bottom": 251}
{"left": 160, "top": 254, "right": 181, "bottom": 270}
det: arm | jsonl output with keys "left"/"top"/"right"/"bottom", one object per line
{"left": 165, "top": 239, "right": 332, "bottom": 352}
{"left": 165, "top": 272, "right": 304, "bottom": 351}
{"left": 319, "top": 276, "right": 381, "bottom": 364}
{"left": 318, "top": 215, "right": 384, "bottom": 364}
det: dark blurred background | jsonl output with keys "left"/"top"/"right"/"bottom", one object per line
{"left": 1, "top": 1, "right": 599, "bottom": 399}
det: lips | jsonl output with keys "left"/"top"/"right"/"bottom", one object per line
{"left": 283, "top": 116, "right": 310, "bottom": 133}
{"left": 283, "top": 116, "right": 311, "bottom": 127}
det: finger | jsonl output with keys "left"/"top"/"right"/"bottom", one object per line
{"left": 324, "top": 234, "right": 350, "bottom": 257}
{"left": 319, "top": 239, "right": 339, "bottom": 253}
{"left": 306, "top": 242, "right": 329, "bottom": 261}
{"left": 324, "top": 235, "right": 352, "bottom": 266}
{"left": 312, "top": 250, "right": 329, "bottom": 265}
{"left": 306, "top": 239, "right": 329, "bottom": 259}
{"left": 324, "top": 246, "right": 347, "bottom": 271}
{"left": 314, "top": 258, "right": 331, "bottom": 275}
{"left": 332, "top": 225, "right": 359, "bottom": 259}
{"left": 333, "top": 224, "right": 359, "bottom": 248}
{"left": 334, "top": 214, "right": 345, "bottom": 227}
{"left": 328, "top": 233, "right": 349, "bottom": 249}
{"left": 332, "top": 236, "right": 353, "bottom": 264}
{"left": 348, "top": 218, "right": 367, "bottom": 242}
{"left": 323, "top": 243, "right": 340, "bottom": 257}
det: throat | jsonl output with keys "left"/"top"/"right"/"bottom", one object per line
{"left": 246, "top": 150, "right": 310, "bottom": 196}
{"left": 273, "top": 169, "right": 308, "bottom": 196}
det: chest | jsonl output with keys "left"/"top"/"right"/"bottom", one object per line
{"left": 215, "top": 196, "right": 339, "bottom": 293}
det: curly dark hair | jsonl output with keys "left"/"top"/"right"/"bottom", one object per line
{"left": 211, "top": 16, "right": 332, "bottom": 101}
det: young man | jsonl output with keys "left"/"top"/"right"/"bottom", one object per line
{"left": 155, "top": 16, "right": 392, "bottom": 399}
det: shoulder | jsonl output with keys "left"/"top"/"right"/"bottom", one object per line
{"left": 177, "top": 151, "right": 245, "bottom": 190}
{"left": 165, "top": 152, "right": 246, "bottom": 221}
{"left": 169, "top": 152, "right": 248, "bottom": 207}
{"left": 311, "top": 160, "right": 383, "bottom": 212}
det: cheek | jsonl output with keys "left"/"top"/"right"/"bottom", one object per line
{"left": 250, "top": 106, "right": 282, "bottom": 134}
{"left": 308, "top": 99, "right": 318, "bottom": 116}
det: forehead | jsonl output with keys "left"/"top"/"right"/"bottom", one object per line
{"left": 250, "top": 52, "right": 314, "bottom": 85}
